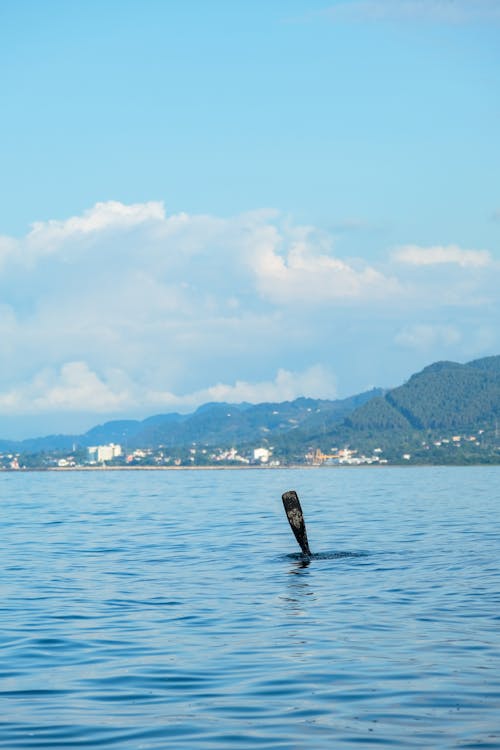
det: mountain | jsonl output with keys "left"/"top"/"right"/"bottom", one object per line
{"left": 1, "top": 356, "right": 498, "bottom": 463}
{"left": 0, "top": 389, "right": 382, "bottom": 454}
{"left": 124, "top": 391, "right": 384, "bottom": 449}
{"left": 346, "top": 356, "right": 500, "bottom": 434}
{"left": 279, "top": 355, "right": 500, "bottom": 461}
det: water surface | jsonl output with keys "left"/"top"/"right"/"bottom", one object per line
{"left": 1, "top": 467, "right": 499, "bottom": 748}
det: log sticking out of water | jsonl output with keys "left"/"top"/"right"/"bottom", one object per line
{"left": 282, "top": 490, "right": 311, "bottom": 556}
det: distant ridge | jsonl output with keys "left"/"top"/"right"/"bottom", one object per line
{"left": 272, "top": 355, "right": 500, "bottom": 462}
{"left": 346, "top": 355, "right": 500, "bottom": 433}
{"left": 0, "top": 390, "right": 383, "bottom": 453}
{"left": 1, "top": 355, "right": 499, "bottom": 461}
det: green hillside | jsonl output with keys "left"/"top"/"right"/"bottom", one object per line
{"left": 386, "top": 359, "right": 500, "bottom": 431}
{"left": 2, "top": 356, "right": 499, "bottom": 467}
{"left": 279, "top": 355, "right": 500, "bottom": 464}
{"left": 1, "top": 390, "right": 381, "bottom": 454}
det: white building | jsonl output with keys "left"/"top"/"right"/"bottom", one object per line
{"left": 253, "top": 447, "right": 271, "bottom": 463}
{"left": 88, "top": 443, "right": 122, "bottom": 463}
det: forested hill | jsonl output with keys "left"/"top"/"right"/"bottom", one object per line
{"left": 346, "top": 356, "right": 500, "bottom": 432}
{"left": 292, "top": 356, "right": 500, "bottom": 455}
{"left": 1, "top": 356, "right": 498, "bottom": 459}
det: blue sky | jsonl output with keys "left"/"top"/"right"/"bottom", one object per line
{"left": 0, "top": 0, "right": 499, "bottom": 438}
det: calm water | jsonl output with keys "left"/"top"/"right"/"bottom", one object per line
{"left": 1, "top": 467, "right": 499, "bottom": 748}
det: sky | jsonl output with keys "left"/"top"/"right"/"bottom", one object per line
{"left": 0, "top": 0, "right": 499, "bottom": 439}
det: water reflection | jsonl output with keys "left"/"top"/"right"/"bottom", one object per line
{"left": 290, "top": 555, "right": 311, "bottom": 573}
{"left": 279, "top": 556, "right": 318, "bottom": 668}
{"left": 283, "top": 550, "right": 368, "bottom": 572}
{"left": 282, "top": 559, "right": 316, "bottom": 616}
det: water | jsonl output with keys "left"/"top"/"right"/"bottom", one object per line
{"left": 1, "top": 466, "right": 499, "bottom": 748}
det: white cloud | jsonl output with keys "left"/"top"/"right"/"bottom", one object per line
{"left": 0, "top": 200, "right": 497, "bottom": 430}
{"left": 0, "top": 362, "right": 132, "bottom": 415}
{"left": 149, "top": 364, "right": 337, "bottom": 409}
{"left": 0, "top": 236, "right": 16, "bottom": 266}
{"left": 393, "top": 244, "right": 491, "bottom": 268}
{"left": 395, "top": 324, "right": 462, "bottom": 350}
{"left": 323, "top": 0, "right": 500, "bottom": 24}
{"left": 249, "top": 224, "right": 401, "bottom": 303}
{"left": 0, "top": 200, "right": 166, "bottom": 270}
{"left": 0, "top": 201, "right": 353, "bottom": 418}
{"left": 0, "top": 362, "right": 336, "bottom": 416}
{"left": 28, "top": 200, "right": 165, "bottom": 244}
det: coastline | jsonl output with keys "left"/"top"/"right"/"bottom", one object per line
{"left": 1, "top": 463, "right": 498, "bottom": 473}
{"left": 0, "top": 464, "right": 306, "bottom": 473}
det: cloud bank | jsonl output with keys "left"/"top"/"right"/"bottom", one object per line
{"left": 0, "top": 200, "right": 497, "bottom": 430}
{"left": 0, "top": 362, "right": 336, "bottom": 415}
{"left": 393, "top": 244, "right": 492, "bottom": 268}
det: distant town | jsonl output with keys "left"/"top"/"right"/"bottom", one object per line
{"left": 1, "top": 355, "right": 499, "bottom": 470}
{"left": 1, "top": 425, "right": 497, "bottom": 471}
{"left": 1, "top": 441, "right": 366, "bottom": 470}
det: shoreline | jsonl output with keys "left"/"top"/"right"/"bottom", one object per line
{"left": 1, "top": 463, "right": 498, "bottom": 473}
{"left": 0, "top": 464, "right": 307, "bottom": 473}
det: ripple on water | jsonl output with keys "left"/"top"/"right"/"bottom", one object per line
{"left": 0, "top": 467, "right": 499, "bottom": 749}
